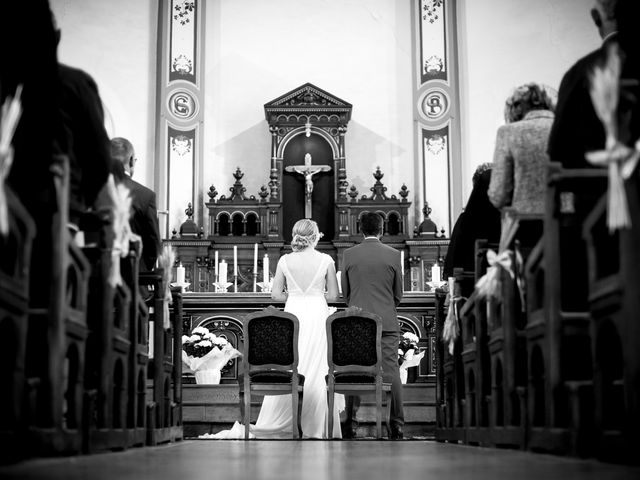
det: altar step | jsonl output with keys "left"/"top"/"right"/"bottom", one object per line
{"left": 183, "top": 383, "right": 436, "bottom": 439}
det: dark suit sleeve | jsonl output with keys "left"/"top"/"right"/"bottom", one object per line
{"left": 340, "top": 252, "right": 351, "bottom": 303}
{"left": 141, "top": 191, "right": 161, "bottom": 271}
{"left": 393, "top": 252, "right": 403, "bottom": 307}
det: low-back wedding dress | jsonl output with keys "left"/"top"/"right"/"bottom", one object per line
{"left": 203, "top": 250, "right": 343, "bottom": 439}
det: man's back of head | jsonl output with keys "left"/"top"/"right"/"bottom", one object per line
{"left": 591, "top": 0, "right": 618, "bottom": 40}
{"left": 360, "top": 212, "right": 383, "bottom": 238}
{"left": 110, "top": 137, "right": 136, "bottom": 178}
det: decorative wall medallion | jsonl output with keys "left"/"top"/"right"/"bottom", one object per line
{"left": 172, "top": 54, "right": 193, "bottom": 75}
{"left": 426, "top": 134, "right": 446, "bottom": 155}
{"left": 421, "top": 90, "right": 448, "bottom": 120}
{"left": 171, "top": 135, "right": 192, "bottom": 156}
{"left": 419, "top": 0, "right": 447, "bottom": 84}
{"left": 169, "top": 90, "right": 197, "bottom": 119}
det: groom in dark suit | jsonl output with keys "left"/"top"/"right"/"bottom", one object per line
{"left": 340, "top": 212, "right": 404, "bottom": 439}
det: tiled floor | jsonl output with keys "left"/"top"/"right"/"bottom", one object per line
{"left": 1, "top": 440, "right": 639, "bottom": 480}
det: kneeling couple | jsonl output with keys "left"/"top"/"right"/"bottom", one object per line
{"left": 209, "top": 213, "right": 404, "bottom": 439}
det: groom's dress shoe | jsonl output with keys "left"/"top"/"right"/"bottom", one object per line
{"left": 390, "top": 425, "right": 404, "bottom": 440}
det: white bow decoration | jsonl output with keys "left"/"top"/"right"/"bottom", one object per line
{"left": 0, "top": 85, "right": 23, "bottom": 237}
{"left": 475, "top": 249, "right": 514, "bottom": 301}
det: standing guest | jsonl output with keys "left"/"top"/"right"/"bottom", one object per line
{"left": 341, "top": 212, "right": 404, "bottom": 440}
{"left": 547, "top": 0, "right": 619, "bottom": 169}
{"left": 488, "top": 82, "right": 556, "bottom": 216}
{"left": 110, "top": 137, "right": 161, "bottom": 272}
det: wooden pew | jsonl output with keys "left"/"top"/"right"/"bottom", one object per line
{"left": 524, "top": 164, "right": 607, "bottom": 456}
{"left": 81, "top": 207, "right": 134, "bottom": 453}
{"left": 582, "top": 170, "right": 640, "bottom": 463}
{"left": 459, "top": 239, "right": 497, "bottom": 447}
{"left": 24, "top": 154, "right": 91, "bottom": 456}
{"left": 0, "top": 186, "right": 35, "bottom": 462}
{"left": 140, "top": 272, "right": 183, "bottom": 446}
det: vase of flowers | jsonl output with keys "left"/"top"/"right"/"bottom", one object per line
{"left": 398, "top": 331, "right": 425, "bottom": 384}
{"left": 182, "top": 326, "right": 241, "bottom": 384}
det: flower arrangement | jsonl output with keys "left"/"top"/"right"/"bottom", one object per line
{"left": 398, "top": 331, "right": 425, "bottom": 384}
{"left": 181, "top": 326, "right": 241, "bottom": 384}
{"left": 398, "top": 331, "right": 420, "bottom": 365}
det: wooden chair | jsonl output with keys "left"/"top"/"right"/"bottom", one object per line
{"left": 239, "top": 305, "right": 304, "bottom": 439}
{"left": 325, "top": 306, "right": 391, "bottom": 439}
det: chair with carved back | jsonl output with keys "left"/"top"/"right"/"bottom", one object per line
{"left": 239, "top": 306, "right": 304, "bottom": 439}
{"left": 325, "top": 306, "right": 391, "bottom": 439}
{"left": 0, "top": 185, "right": 35, "bottom": 460}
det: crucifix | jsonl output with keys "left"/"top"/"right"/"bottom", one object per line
{"left": 285, "top": 153, "right": 332, "bottom": 218}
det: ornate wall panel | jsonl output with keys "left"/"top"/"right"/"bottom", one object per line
{"left": 156, "top": 0, "right": 205, "bottom": 238}
{"left": 413, "top": 0, "right": 461, "bottom": 236}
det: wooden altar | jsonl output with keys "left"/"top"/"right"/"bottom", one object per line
{"left": 177, "top": 292, "right": 438, "bottom": 437}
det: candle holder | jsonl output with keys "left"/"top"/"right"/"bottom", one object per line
{"left": 257, "top": 280, "right": 272, "bottom": 293}
{"left": 170, "top": 281, "right": 191, "bottom": 293}
{"left": 213, "top": 281, "right": 233, "bottom": 293}
{"left": 252, "top": 272, "right": 258, "bottom": 292}
{"left": 233, "top": 274, "right": 238, "bottom": 293}
{"left": 426, "top": 280, "right": 446, "bottom": 291}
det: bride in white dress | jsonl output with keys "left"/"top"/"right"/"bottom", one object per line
{"left": 206, "top": 219, "right": 343, "bottom": 439}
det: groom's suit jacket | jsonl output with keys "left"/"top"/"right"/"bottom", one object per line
{"left": 340, "top": 237, "right": 403, "bottom": 332}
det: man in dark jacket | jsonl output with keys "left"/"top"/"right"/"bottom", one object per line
{"left": 110, "top": 137, "right": 161, "bottom": 272}
{"left": 341, "top": 212, "right": 404, "bottom": 439}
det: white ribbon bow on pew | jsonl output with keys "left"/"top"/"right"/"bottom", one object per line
{"left": 0, "top": 86, "right": 23, "bottom": 237}
{"left": 442, "top": 292, "right": 465, "bottom": 355}
{"left": 157, "top": 246, "right": 175, "bottom": 330}
{"left": 586, "top": 42, "right": 640, "bottom": 232}
{"left": 106, "top": 174, "right": 137, "bottom": 287}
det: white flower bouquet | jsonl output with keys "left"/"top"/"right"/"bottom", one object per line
{"left": 398, "top": 331, "right": 425, "bottom": 384}
{"left": 182, "top": 326, "right": 241, "bottom": 384}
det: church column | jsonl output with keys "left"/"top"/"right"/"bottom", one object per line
{"left": 155, "top": 0, "right": 206, "bottom": 238}
{"left": 411, "top": 0, "right": 462, "bottom": 236}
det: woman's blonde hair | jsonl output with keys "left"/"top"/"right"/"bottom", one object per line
{"left": 504, "top": 82, "right": 557, "bottom": 123}
{"left": 290, "top": 219, "right": 323, "bottom": 252}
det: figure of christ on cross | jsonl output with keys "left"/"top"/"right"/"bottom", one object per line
{"left": 285, "top": 153, "right": 332, "bottom": 218}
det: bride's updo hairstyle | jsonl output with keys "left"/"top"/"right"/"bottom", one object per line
{"left": 290, "top": 219, "right": 323, "bottom": 252}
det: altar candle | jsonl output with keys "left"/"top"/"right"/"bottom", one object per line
{"left": 263, "top": 254, "right": 270, "bottom": 283}
{"left": 431, "top": 264, "right": 441, "bottom": 283}
{"left": 219, "top": 260, "right": 228, "bottom": 284}
{"left": 214, "top": 250, "right": 219, "bottom": 277}
{"left": 233, "top": 245, "right": 238, "bottom": 275}
{"left": 176, "top": 263, "right": 185, "bottom": 284}
{"left": 253, "top": 243, "right": 258, "bottom": 274}
{"left": 400, "top": 250, "right": 404, "bottom": 275}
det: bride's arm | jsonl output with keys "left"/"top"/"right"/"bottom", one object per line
{"left": 270, "top": 259, "right": 287, "bottom": 302}
{"left": 324, "top": 260, "right": 339, "bottom": 303}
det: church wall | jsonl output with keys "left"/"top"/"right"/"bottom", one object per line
{"left": 202, "top": 0, "right": 415, "bottom": 234}
{"left": 51, "top": 0, "right": 158, "bottom": 190}
{"left": 50, "top": 0, "right": 598, "bottom": 234}
{"left": 455, "top": 0, "right": 598, "bottom": 209}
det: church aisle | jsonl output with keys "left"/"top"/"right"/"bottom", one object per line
{"left": 1, "top": 440, "right": 639, "bottom": 480}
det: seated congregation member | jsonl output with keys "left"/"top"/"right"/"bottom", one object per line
{"left": 207, "top": 219, "right": 343, "bottom": 439}
{"left": 443, "top": 163, "right": 501, "bottom": 280}
{"left": 110, "top": 137, "right": 161, "bottom": 272}
{"left": 488, "top": 82, "right": 555, "bottom": 216}
{"left": 547, "top": 0, "right": 619, "bottom": 169}
{"left": 54, "top": 15, "right": 111, "bottom": 232}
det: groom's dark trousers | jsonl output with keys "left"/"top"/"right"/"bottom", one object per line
{"left": 340, "top": 237, "right": 404, "bottom": 431}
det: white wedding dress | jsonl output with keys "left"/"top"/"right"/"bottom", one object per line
{"left": 203, "top": 251, "right": 343, "bottom": 439}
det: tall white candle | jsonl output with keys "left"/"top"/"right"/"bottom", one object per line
{"left": 431, "top": 264, "right": 441, "bottom": 283}
{"left": 233, "top": 245, "right": 238, "bottom": 275}
{"left": 219, "top": 260, "right": 228, "bottom": 284}
{"left": 253, "top": 243, "right": 258, "bottom": 273}
{"left": 400, "top": 250, "right": 404, "bottom": 275}
{"left": 214, "top": 250, "right": 219, "bottom": 277}
{"left": 176, "top": 263, "right": 185, "bottom": 284}
{"left": 263, "top": 254, "right": 270, "bottom": 283}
